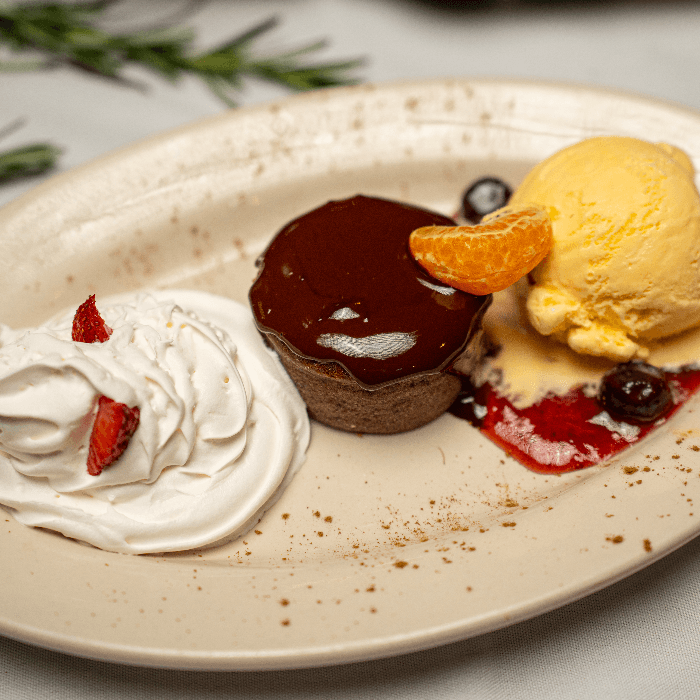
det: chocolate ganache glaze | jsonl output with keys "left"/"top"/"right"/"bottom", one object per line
{"left": 249, "top": 195, "right": 491, "bottom": 389}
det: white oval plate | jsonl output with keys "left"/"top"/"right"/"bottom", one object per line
{"left": 2, "top": 79, "right": 700, "bottom": 671}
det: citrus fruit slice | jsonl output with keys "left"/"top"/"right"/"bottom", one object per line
{"left": 409, "top": 205, "right": 553, "bottom": 295}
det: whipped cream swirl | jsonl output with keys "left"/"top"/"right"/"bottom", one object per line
{"left": 0, "top": 290, "right": 309, "bottom": 554}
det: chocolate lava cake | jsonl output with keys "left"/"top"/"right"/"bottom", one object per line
{"left": 249, "top": 195, "right": 491, "bottom": 433}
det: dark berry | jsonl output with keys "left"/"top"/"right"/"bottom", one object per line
{"left": 461, "top": 177, "right": 512, "bottom": 224}
{"left": 598, "top": 360, "right": 672, "bottom": 424}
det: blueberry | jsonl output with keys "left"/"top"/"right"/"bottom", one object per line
{"left": 598, "top": 360, "right": 673, "bottom": 424}
{"left": 461, "top": 177, "right": 512, "bottom": 224}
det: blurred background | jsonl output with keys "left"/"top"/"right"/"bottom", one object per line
{"left": 2, "top": 0, "right": 700, "bottom": 208}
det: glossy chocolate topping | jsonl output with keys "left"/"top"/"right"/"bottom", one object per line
{"left": 249, "top": 195, "right": 491, "bottom": 387}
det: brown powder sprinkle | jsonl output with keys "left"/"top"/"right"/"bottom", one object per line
{"left": 643, "top": 539, "right": 652, "bottom": 552}
{"left": 606, "top": 535, "right": 624, "bottom": 544}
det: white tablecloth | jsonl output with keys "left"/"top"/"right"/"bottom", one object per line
{"left": 2, "top": 1, "right": 700, "bottom": 697}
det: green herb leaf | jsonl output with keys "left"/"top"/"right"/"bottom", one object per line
{"left": 0, "top": 143, "right": 62, "bottom": 184}
{"left": 0, "top": 2, "right": 364, "bottom": 104}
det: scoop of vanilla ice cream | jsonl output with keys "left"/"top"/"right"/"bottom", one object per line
{"left": 0, "top": 291, "right": 309, "bottom": 554}
{"left": 508, "top": 136, "right": 700, "bottom": 361}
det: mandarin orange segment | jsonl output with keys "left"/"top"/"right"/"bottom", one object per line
{"left": 409, "top": 205, "right": 553, "bottom": 295}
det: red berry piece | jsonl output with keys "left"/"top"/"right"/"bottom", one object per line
{"left": 87, "top": 396, "right": 140, "bottom": 476}
{"left": 72, "top": 295, "right": 112, "bottom": 343}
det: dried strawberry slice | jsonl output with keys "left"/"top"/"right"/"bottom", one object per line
{"left": 87, "top": 396, "right": 140, "bottom": 476}
{"left": 72, "top": 295, "right": 112, "bottom": 343}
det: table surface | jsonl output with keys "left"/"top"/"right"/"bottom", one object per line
{"left": 2, "top": 1, "right": 700, "bottom": 697}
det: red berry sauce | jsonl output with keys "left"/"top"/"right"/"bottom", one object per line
{"left": 450, "top": 367, "right": 700, "bottom": 474}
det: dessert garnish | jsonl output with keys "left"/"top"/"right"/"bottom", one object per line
{"left": 71, "top": 294, "right": 112, "bottom": 343}
{"left": 72, "top": 295, "right": 139, "bottom": 475}
{"left": 86, "top": 396, "right": 140, "bottom": 476}
{"left": 461, "top": 176, "right": 512, "bottom": 224}
{"left": 598, "top": 360, "right": 673, "bottom": 425}
{"left": 409, "top": 205, "right": 552, "bottom": 295}
{"left": 452, "top": 366, "right": 700, "bottom": 474}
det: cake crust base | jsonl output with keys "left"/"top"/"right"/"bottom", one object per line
{"left": 266, "top": 335, "right": 462, "bottom": 434}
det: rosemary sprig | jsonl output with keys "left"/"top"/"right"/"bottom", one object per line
{"left": 0, "top": 143, "right": 62, "bottom": 184}
{"left": 0, "top": 118, "right": 61, "bottom": 185}
{"left": 0, "top": 2, "right": 364, "bottom": 105}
